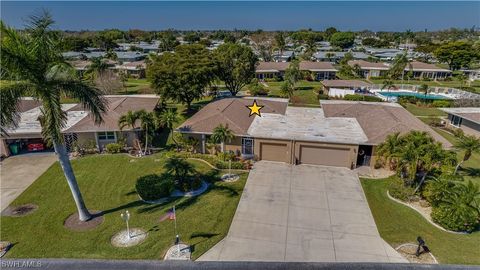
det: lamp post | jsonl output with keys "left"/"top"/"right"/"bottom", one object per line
{"left": 121, "top": 210, "right": 131, "bottom": 239}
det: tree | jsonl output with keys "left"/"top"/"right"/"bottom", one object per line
{"left": 148, "top": 44, "right": 216, "bottom": 110}
{"left": 159, "top": 31, "right": 179, "bottom": 52}
{"left": 164, "top": 157, "right": 196, "bottom": 186}
{"left": 184, "top": 32, "right": 201, "bottom": 43}
{"left": 211, "top": 124, "right": 234, "bottom": 153}
{"left": 434, "top": 41, "right": 479, "bottom": 70}
{"left": 213, "top": 43, "right": 258, "bottom": 96}
{"left": 418, "top": 84, "right": 429, "bottom": 97}
{"left": 1, "top": 13, "right": 107, "bottom": 221}
{"left": 330, "top": 32, "right": 355, "bottom": 49}
{"left": 274, "top": 32, "right": 286, "bottom": 55}
{"left": 453, "top": 135, "right": 480, "bottom": 175}
{"left": 381, "top": 79, "right": 396, "bottom": 90}
{"left": 284, "top": 60, "right": 301, "bottom": 86}
{"left": 84, "top": 57, "right": 109, "bottom": 82}
{"left": 137, "top": 110, "right": 156, "bottom": 153}
{"left": 324, "top": 27, "right": 338, "bottom": 40}
{"left": 388, "top": 53, "right": 412, "bottom": 80}
{"left": 376, "top": 132, "right": 402, "bottom": 169}
{"left": 118, "top": 110, "right": 140, "bottom": 131}
{"left": 158, "top": 108, "right": 179, "bottom": 147}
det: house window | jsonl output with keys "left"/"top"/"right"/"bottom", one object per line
{"left": 450, "top": 115, "right": 462, "bottom": 127}
{"left": 242, "top": 137, "right": 254, "bottom": 155}
{"left": 98, "top": 131, "right": 115, "bottom": 140}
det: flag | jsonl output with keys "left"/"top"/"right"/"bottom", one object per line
{"left": 167, "top": 206, "right": 176, "bottom": 220}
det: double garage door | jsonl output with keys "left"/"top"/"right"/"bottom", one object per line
{"left": 259, "top": 142, "right": 351, "bottom": 168}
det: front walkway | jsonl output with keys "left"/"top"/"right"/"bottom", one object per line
{"left": 198, "top": 161, "right": 406, "bottom": 262}
{"left": 0, "top": 152, "right": 57, "bottom": 211}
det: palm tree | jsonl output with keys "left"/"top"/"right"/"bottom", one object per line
{"left": 1, "top": 13, "right": 107, "bottom": 221}
{"left": 388, "top": 53, "right": 412, "bottom": 81}
{"left": 211, "top": 124, "right": 234, "bottom": 153}
{"left": 84, "top": 57, "right": 109, "bottom": 82}
{"left": 137, "top": 110, "right": 156, "bottom": 154}
{"left": 158, "top": 108, "right": 179, "bottom": 147}
{"left": 454, "top": 135, "right": 480, "bottom": 175}
{"left": 418, "top": 84, "right": 429, "bottom": 97}
{"left": 376, "top": 132, "right": 402, "bottom": 169}
{"left": 118, "top": 110, "right": 140, "bottom": 130}
{"left": 381, "top": 79, "right": 395, "bottom": 91}
{"left": 274, "top": 32, "right": 286, "bottom": 56}
{"left": 164, "top": 157, "right": 196, "bottom": 186}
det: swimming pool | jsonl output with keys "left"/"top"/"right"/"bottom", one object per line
{"left": 377, "top": 91, "right": 450, "bottom": 100}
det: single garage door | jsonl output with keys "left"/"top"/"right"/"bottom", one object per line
{"left": 260, "top": 142, "right": 288, "bottom": 163}
{"left": 299, "top": 145, "right": 350, "bottom": 167}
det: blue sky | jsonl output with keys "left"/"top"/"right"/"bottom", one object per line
{"left": 1, "top": 1, "right": 479, "bottom": 31}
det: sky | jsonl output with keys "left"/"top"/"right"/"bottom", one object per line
{"left": 1, "top": 1, "right": 479, "bottom": 31}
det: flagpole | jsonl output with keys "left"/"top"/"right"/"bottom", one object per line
{"left": 173, "top": 205, "right": 180, "bottom": 255}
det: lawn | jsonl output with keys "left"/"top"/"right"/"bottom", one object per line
{"left": 1, "top": 153, "right": 247, "bottom": 259}
{"left": 120, "top": 78, "right": 154, "bottom": 95}
{"left": 264, "top": 80, "right": 321, "bottom": 106}
{"left": 403, "top": 103, "right": 447, "bottom": 117}
{"left": 361, "top": 177, "right": 480, "bottom": 265}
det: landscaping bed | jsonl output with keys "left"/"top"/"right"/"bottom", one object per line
{"left": 0, "top": 153, "right": 248, "bottom": 260}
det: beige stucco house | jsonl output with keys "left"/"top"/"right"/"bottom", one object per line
{"left": 440, "top": 107, "right": 480, "bottom": 138}
{"left": 177, "top": 98, "right": 451, "bottom": 169}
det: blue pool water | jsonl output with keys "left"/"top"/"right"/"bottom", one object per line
{"left": 378, "top": 91, "right": 450, "bottom": 100}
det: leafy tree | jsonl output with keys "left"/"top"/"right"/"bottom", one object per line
{"left": 330, "top": 32, "right": 355, "bottom": 49}
{"left": 159, "top": 31, "right": 179, "bottom": 52}
{"left": 381, "top": 79, "right": 396, "bottom": 90}
{"left": 1, "top": 12, "right": 107, "bottom": 221}
{"left": 324, "top": 27, "right": 338, "bottom": 40}
{"left": 454, "top": 135, "right": 480, "bottom": 174}
{"left": 164, "top": 157, "right": 196, "bottom": 185}
{"left": 158, "top": 108, "right": 179, "bottom": 147}
{"left": 223, "top": 34, "right": 237, "bottom": 44}
{"left": 274, "top": 32, "right": 286, "bottom": 55}
{"left": 248, "top": 78, "right": 269, "bottom": 96}
{"left": 184, "top": 31, "right": 201, "bottom": 43}
{"left": 84, "top": 57, "right": 109, "bottom": 82}
{"left": 211, "top": 124, "right": 234, "bottom": 153}
{"left": 284, "top": 59, "right": 301, "bottom": 86}
{"left": 148, "top": 44, "right": 216, "bottom": 110}
{"left": 376, "top": 132, "right": 402, "bottom": 170}
{"left": 434, "top": 41, "right": 479, "bottom": 70}
{"left": 213, "top": 43, "right": 258, "bottom": 96}
{"left": 388, "top": 53, "right": 412, "bottom": 80}
{"left": 418, "top": 84, "right": 429, "bottom": 97}
{"left": 60, "top": 35, "right": 91, "bottom": 51}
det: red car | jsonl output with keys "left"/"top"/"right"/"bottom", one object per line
{"left": 27, "top": 141, "right": 44, "bottom": 152}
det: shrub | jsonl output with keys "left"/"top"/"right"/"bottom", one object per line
{"left": 432, "top": 100, "right": 452, "bottom": 108}
{"left": 344, "top": 94, "right": 383, "bottom": 102}
{"left": 423, "top": 179, "right": 455, "bottom": 207}
{"left": 180, "top": 175, "right": 203, "bottom": 192}
{"left": 214, "top": 160, "right": 245, "bottom": 170}
{"left": 217, "top": 151, "right": 236, "bottom": 161}
{"left": 388, "top": 177, "right": 415, "bottom": 202}
{"left": 318, "top": 93, "right": 329, "bottom": 100}
{"left": 452, "top": 128, "right": 464, "bottom": 138}
{"left": 136, "top": 174, "right": 174, "bottom": 201}
{"left": 431, "top": 203, "right": 479, "bottom": 232}
{"left": 105, "top": 143, "right": 122, "bottom": 154}
{"left": 248, "top": 79, "right": 269, "bottom": 96}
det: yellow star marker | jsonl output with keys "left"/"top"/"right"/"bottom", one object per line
{"left": 246, "top": 99, "right": 264, "bottom": 117}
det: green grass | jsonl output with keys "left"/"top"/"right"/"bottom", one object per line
{"left": 119, "top": 78, "right": 154, "bottom": 95}
{"left": 263, "top": 80, "right": 321, "bottom": 106}
{"left": 1, "top": 153, "right": 247, "bottom": 259}
{"left": 361, "top": 177, "right": 480, "bottom": 265}
{"left": 403, "top": 103, "right": 447, "bottom": 117}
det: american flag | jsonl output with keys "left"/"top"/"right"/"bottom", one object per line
{"left": 167, "top": 206, "right": 176, "bottom": 220}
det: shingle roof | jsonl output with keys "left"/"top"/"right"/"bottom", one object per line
{"left": 177, "top": 98, "right": 288, "bottom": 136}
{"left": 409, "top": 61, "right": 451, "bottom": 72}
{"left": 65, "top": 95, "right": 159, "bottom": 133}
{"left": 321, "top": 80, "right": 371, "bottom": 88}
{"left": 440, "top": 107, "right": 480, "bottom": 124}
{"left": 256, "top": 61, "right": 337, "bottom": 73}
{"left": 320, "top": 100, "right": 452, "bottom": 147}
{"left": 348, "top": 60, "right": 389, "bottom": 70}
{"left": 256, "top": 62, "right": 290, "bottom": 72}
{"left": 17, "top": 99, "right": 42, "bottom": 113}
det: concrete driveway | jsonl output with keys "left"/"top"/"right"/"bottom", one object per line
{"left": 199, "top": 161, "right": 406, "bottom": 263}
{"left": 0, "top": 152, "right": 57, "bottom": 211}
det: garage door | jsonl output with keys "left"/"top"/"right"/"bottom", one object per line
{"left": 260, "top": 142, "right": 288, "bottom": 163}
{"left": 299, "top": 145, "right": 350, "bottom": 167}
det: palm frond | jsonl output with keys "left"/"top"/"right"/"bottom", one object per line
{"left": 0, "top": 81, "right": 33, "bottom": 135}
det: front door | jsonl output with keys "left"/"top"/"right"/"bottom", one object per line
{"left": 242, "top": 137, "right": 254, "bottom": 156}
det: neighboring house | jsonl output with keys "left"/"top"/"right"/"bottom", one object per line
{"left": 115, "top": 60, "right": 147, "bottom": 78}
{"left": 461, "top": 69, "right": 480, "bottom": 82}
{"left": 348, "top": 60, "right": 390, "bottom": 78}
{"left": 321, "top": 80, "right": 372, "bottom": 97}
{"left": 69, "top": 60, "right": 92, "bottom": 77}
{"left": 255, "top": 61, "right": 337, "bottom": 81}
{"left": 441, "top": 107, "right": 480, "bottom": 138}
{"left": 176, "top": 98, "right": 451, "bottom": 168}
{"left": 1, "top": 95, "right": 159, "bottom": 157}
{"left": 272, "top": 50, "right": 295, "bottom": 62}
{"left": 115, "top": 51, "right": 147, "bottom": 62}
{"left": 313, "top": 51, "right": 369, "bottom": 63}
{"left": 408, "top": 61, "right": 452, "bottom": 80}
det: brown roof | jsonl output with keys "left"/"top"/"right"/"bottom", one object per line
{"left": 409, "top": 61, "right": 451, "bottom": 72}
{"left": 177, "top": 98, "right": 288, "bottom": 136}
{"left": 320, "top": 100, "right": 452, "bottom": 147}
{"left": 456, "top": 113, "right": 480, "bottom": 124}
{"left": 17, "top": 99, "right": 42, "bottom": 113}
{"left": 256, "top": 61, "right": 337, "bottom": 73}
{"left": 321, "top": 80, "right": 371, "bottom": 88}
{"left": 441, "top": 108, "right": 480, "bottom": 124}
{"left": 65, "top": 95, "right": 159, "bottom": 132}
{"left": 348, "top": 60, "right": 389, "bottom": 70}
{"left": 298, "top": 61, "right": 337, "bottom": 71}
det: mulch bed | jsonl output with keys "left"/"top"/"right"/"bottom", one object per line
{"left": 396, "top": 243, "right": 437, "bottom": 264}
{"left": 64, "top": 210, "right": 104, "bottom": 231}
{"left": 1, "top": 204, "right": 38, "bottom": 217}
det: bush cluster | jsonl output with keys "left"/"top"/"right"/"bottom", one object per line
{"left": 431, "top": 204, "right": 479, "bottom": 232}
{"left": 136, "top": 173, "right": 175, "bottom": 201}
{"left": 388, "top": 177, "right": 415, "bottom": 202}
{"left": 344, "top": 94, "right": 383, "bottom": 102}
{"left": 105, "top": 143, "right": 123, "bottom": 154}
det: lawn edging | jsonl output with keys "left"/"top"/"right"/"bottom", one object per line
{"left": 186, "top": 158, "right": 250, "bottom": 172}
{"left": 386, "top": 190, "right": 467, "bottom": 235}
{"left": 139, "top": 181, "right": 210, "bottom": 204}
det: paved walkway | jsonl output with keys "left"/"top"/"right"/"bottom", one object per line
{"left": 199, "top": 161, "right": 406, "bottom": 263}
{"left": 0, "top": 152, "right": 57, "bottom": 211}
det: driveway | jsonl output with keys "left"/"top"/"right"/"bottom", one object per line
{"left": 0, "top": 152, "right": 57, "bottom": 211}
{"left": 199, "top": 161, "right": 406, "bottom": 262}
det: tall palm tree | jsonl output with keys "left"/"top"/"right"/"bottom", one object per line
{"left": 84, "top": 57, "right": 109, "bottom": 82}
{"left": 118, "top": 110, "right": 140, "bottom": 130}
{"left": 418, "top": 84, "right": 429, "bottom": 97}
{"left": 137, "top": 109, "right": 156, "bottom": 153}
{"left": 388, "top": 53, "right": 412, "bottom": 81}
{"left": 0, "top": 13, "right": 107, "bottom": 221}
{"left": 211, "top": 124, "right": 234, "bottom": 153}
{"left": 454, "top": 135, "right": 480, "bottom": 175}
{"left": 274, "top": 32, "right": 286, "bottom": 56}
{"left": 376, "top": 132, "right": 402, "bottom": 169}
{"left": 158, "top": 108, "right": 179, "bottom": 147}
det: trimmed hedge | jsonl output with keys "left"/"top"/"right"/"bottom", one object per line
{"left": 388, "top": 177, "right": 415, "bottom": 202}
{"left": 105, "top": 143, "right": 122, "bottom": 154}
{"left": 136, "top": 174, "right": 174, "bottom": 201}
{"left": 431, "top": 203, "right": 479, "bottom": 233}
{"left": 344, "top": 94, "right": 383, "bottom": 102}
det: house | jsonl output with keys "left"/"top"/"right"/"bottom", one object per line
{"left": 255, "top": 61, "right": 337, "bottom": 81}
{"left": 408, "top": 61, "right": 452, "bottom": 80}
{"left": 115, "top": 51, "right": 147, "bottom": 62}
{"left": 176, "top": 98, "right": 451, "bottom": 168}
{"left": 313, "top": 51, "right": 369, "bottom": 63}
{"left": 272, "top": 50, "right": 295, "bottom": 62}
{"left": 1, "top": 95, "right": 159, "bottom": 157}
{"left": 461, "top": 69, "right": 480, "bottom": 82}
{"left": 114, "top": 60, "right": 147, "bottom": 78}
{"left": 440, "top": 107, "right": 480, "bottom": 138}
{"left": 348, "top": 60, "right": 389, "bottom": 78}
{"left": 321, "top": 80, "right": 372, "bottom": 97}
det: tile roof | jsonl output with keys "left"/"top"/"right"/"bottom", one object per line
{"left": 321, "top": 80, "right": 372, "bottom": 88}
{"left": 320, "top": 100, "right": 452, "bottom": 147}
{"left": 177, "top": 98, "right": 288, "bottom": 136}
